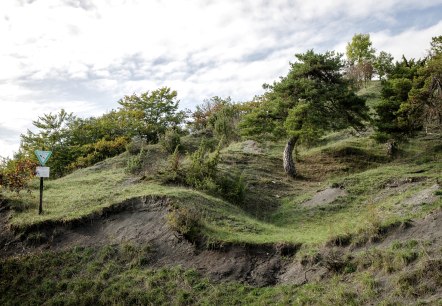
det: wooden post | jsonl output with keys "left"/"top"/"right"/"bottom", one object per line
{"left": 39, "top": 177, "right": 43, "bottom": 214}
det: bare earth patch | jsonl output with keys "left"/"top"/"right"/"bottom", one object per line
{"left": 1, "top": 194, "right": 440, "bottom": 290}
{"left": 378, "top": 208, "right": 442, "bottom": 248}
{"left": 0, "top": 197, "right": 295, "bottom": 286}
{"left": 302, "top": 187, "right": 347, "bottom": 208}
{"left": 403, "top": 184, "right": 440, "bottom": 207}
{"left": 241, "top": 140, "right": 263, "bottom": 154}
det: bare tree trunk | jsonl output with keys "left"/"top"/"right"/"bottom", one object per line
{"left": 283, "top": 136, "right": 298, "bottom": 177}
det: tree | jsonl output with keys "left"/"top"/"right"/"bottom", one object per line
{"left": 373, "top": 36, "right": 442, "bottom": 154}
{"left": 118, "top": 87, "right": 187, "bottom": 143}
{"left": 191, "top": 96, "right": 241, "bottom": 143}
{"left": 346, "top": 33, "right": 376, "bottom": 87}
{"left": 20, "top": 109, "right": 76, "bottom": 177}
{"left": 20, "top": 108, "right": 133, "bottom": 177}
{"left": 373, "top": 51, "right": 394, "bottom": 80}
{"left": 17, "top": 87, "right": 187, "bottom": 177}
{"left": 240, "top": 50, "right": 368, "bottom": 177}
{"left": 67, "top": 110, "right": 132, "bottom": 145}
{"left": 346, "top": 33, "right": 376, "bottom": 64}
{"left": 408, "top": 46, "right": 442, "bottom": 133}
{"left": 21, "top": 109, "right": 74, "bottom": 150}
{"left": 430, "top": 35, "right": 442, "bottom": 56}
{"left": 373, "top": 57, "right": 426, "bottom": 145}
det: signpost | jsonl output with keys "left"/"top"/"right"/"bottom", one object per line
{"left": 35, "top": 150, "right": 52, "bottom": 214}
{"left": 35, "top": 150, "right": 52, "bottom": 166}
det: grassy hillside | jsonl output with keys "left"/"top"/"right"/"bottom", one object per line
{"left": 6, "top": 132, "right": 441, "bottom": 247}
{"left": 1, "top": 82, "right": 441, "bottom": 305}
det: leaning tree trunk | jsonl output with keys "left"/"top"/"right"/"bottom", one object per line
{"left": 283, "top": 136, "right": 299, "bottom": 178}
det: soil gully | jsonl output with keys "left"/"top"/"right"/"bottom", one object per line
{"left": 0, "top": 196, "right": 300, "bottom": 287}
{"left": 2, "top": 196, "right": 440, "bottom": 287}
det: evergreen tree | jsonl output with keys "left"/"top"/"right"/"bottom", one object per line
{"left": 240, "top": 50, "right": 368, "bottom": 177}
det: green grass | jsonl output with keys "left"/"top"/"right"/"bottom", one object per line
{"left": 3, "top": 242, "right": 438, "bottom": 305}
{"left": 0, "top": 244, "right": 405, "bottom": 306}
{"left": 357, "top": 80, "right": 383, "bottom": 110}
{"left": 6, "top": 132, "right": 441, "bottom": 251}
{"left": 3, "top": 80, "right": 441, "bottom": 305}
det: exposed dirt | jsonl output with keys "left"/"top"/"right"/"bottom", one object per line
{"left": 240, "top": 140, "right": 263, "bottom": 154}
{"left": 403, "top": 184, "right": 439, "bottom": 207}
{"left": 377, "top": 208, "right": 442, "bottom": 248}
{"left": 0, "top": 197, "right": 296, "bottom": 286}
{"left": 1, "top": 194, "right": 441, "bottom": 290}
{"left": 301, "top": 187, "right": 347, "bottom": 208}
{"left": 369, "top": 178, "right": 440, "bottom": 216}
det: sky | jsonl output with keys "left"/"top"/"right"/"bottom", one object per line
{"left": 1, "top": 0, "right": 442, "bottom": 158}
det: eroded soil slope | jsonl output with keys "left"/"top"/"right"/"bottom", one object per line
{"left": 1, "top": 194, "right": 441, "bottom": 291}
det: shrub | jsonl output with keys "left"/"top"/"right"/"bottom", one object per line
{"left": 126, "top": 136, "right": 145, "bottom": 155}
{"left": 167, "top": 146, "right": 182, "bottom": 181}
{"left": 0, "top": 157, "right": 37, "bottom": 194}
{"left": 159, "top": 139, "right": 246, "bottom": 204}
{"left": 125, "top": 148, "right": 149, "bottom": 174}
{"left": 184, "top": 140, "right": 221, "bottom": 189}
{"left": 167, "top": 207, "right": 202, "bottom": 241}
{"left": 68, "top": 137, "right": 128, "bottom": 170}
{"left": 217, "top": 172, "right": 246, "bottom": 204}
{"left": 160, "top": 128, "right": 181, "bottom": 154}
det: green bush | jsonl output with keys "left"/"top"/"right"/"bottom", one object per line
{"left": 216, "top": 172, "right": 246, "bottom": 204}
{"left": 184, "top": 140, "right": 221, "bottom": 189}
{"left": 125, "top": 148, "right": 149, "bottom": 174}
{"left": 126, "top": 136, "right": 145, "bottom": 155}
{"left": 160, "top": 128, "right": 181, "bottom": 154}
{"left": 167, "top": 207, "right": 202, "bottom": 241}
{"left": 158, "top": 139, "right": 246, "bottom": 204}
{"left": 68, "top": 137, "right": 128, "bottom": 170}
{"left": 180, "top": 141, "right": 246, "bottom": 204}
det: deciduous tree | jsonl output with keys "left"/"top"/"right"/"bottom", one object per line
{"left": 20, "top": 109, "right": 75, "bottom": 177}
{"left": 118, "top": 87, "right": 187, "bottom": 143}
{"left": 346, "top": 33, "right": 376, "bottom": 87}
{"left": 373, "top": 51, "right": 394, "bottom": 80}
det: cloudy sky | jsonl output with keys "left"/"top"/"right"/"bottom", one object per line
{"left": 1, "top": 0, "right": 442, "bottom": 158}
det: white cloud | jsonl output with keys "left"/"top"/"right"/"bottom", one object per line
{"left": 371, "top": 21, "right": 442, "bottom": 60}
{"left": 0, "top": 139, "right": 19, "bottom": 159}
{"left": 1, "top": 0, "right": 442, "bottom": 157}
{"left": 332, "top": 21, "right": 442, "bottom": 61}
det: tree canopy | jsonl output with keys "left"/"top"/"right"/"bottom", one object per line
{"left": 346, "top": 33, "right": 376, "bottom": 64}
{"left": 373, "top": 51, "right": 394, "bottom": 80}
{"left": 346, "top": 34, "right": 377, "bottom": 87}
{"left": 241, "top": 50, "right": 368, "bottom": 176}
{"left": 118, "top": 87, "right": 187, "bottom": 143}
{"left": 373, "top": 44, "right": 442, "bottom": 142}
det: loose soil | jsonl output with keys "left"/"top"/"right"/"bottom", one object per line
{"left": 301, "top": 187, "right": 347, "bottom": 207}
{"left": 0, "top": 197, "right": 296, "bottom": 286}
{"left": 1, "top": 194, "right": 441, "bottom": 289}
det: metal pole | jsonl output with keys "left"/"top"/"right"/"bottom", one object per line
{"left": 39, "top": 177, "right": 43, "bottom": 214}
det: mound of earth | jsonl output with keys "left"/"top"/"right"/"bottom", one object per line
{"left": 0, "top": 197, "right": 297, "bottom": 286}
{"left": 378, "top": 208, "right": 442, "bottom": 248}
{"left": 1, "top": 195, "right": 441, "bottom": 289}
